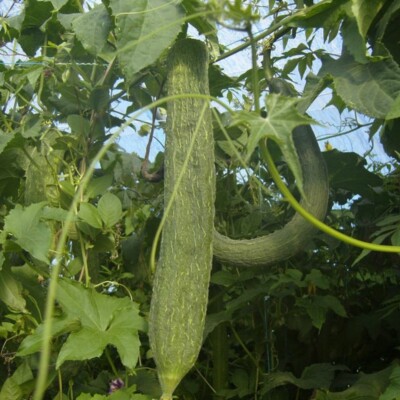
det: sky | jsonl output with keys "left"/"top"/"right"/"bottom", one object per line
{"left": 0, "top": 0, "right": 392, "bottom": 165}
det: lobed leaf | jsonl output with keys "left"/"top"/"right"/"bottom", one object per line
{"left": 55, "top": 279, "right": 145, "bottom": 369}
{"left": 321, "top": 54, "right": 400, "bottom": 119}
{"left": 234, "top": 94, "right": 315, "bottom": 196}
{"left": 72, "top": 4, "right": 111, "bottom": 55}
{"left": 4, "top": 202, "right": 52, "bottom": 263}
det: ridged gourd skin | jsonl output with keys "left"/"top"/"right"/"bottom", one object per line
{"left": 213, "top": 124, "right": 329, "bottom": 267}
{"left": 148, "top": 39, "right": 215, "bottom": 400}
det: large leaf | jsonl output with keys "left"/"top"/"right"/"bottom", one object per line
{"left": 380, "top": 365, "right": 400, "bottom": 400}
{"left": 97, "top": 192, "right": 123, "bottom": 228}
{"left": 286, "top": 0, "right": 348, "bottom": 41}
{"left": 323, "top": 150, "right": 383, "bottom": 199}
{"left": 17, "top": 316, "right": 81, "bottom": 356}
{"left": 110, "top": 0, "right": 183, "bottom": 83}
{"left": 263, "top": 363, "right": 348, "bottom": 393}
{"left": 234, "top": 94, "right": 315, "bottom": 194}
{"left": 320, "top": 54, "right": 400, "bottom": 119}
{"left": 314, "top": 363, "right": 398, "bottom": 399}
{"left": 0, "top": 130, "right": 14, "bottom": 154}
{"left": 299, "top": 295, "right": 347, "bottom": 330}
{"left": 72, "top": 4, "right": 111, "bottom": 56}
{"left": 0, "top": 361, "right": 34, "bottom": 400}
{"left": 4, "top": 202, "right": 52, "bottom": 263}
{"left": 351, "top": 0, "right": 386, "bottom": 38}
{"left": 78, "top": 203, "right": 103, "bottom": 229}
{"left": 0, "top": 266, "right": 27, "bottom": 312}
{"left": 55, "top": 279, "right": 145, "bottom": 369}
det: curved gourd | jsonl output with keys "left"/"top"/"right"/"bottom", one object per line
{"left": 213, "top": 124, "right": 329, "bottom": 267}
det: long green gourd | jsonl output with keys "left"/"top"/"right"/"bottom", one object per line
{"left": 148, "top": 39, "right": 215, "bottom": 400}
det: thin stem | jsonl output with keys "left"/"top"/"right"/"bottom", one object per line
{"left": 105, "top": 347, "right": 119, "bottom": 377}
{"left": 57, "top": 370, "right": 63, "bottom": 400}
{"left": 247, "top": 25, "right": 260, "bottom": 114}
{"left": 230, "top": 324, "right": 258, "bottom": 367}
{"left": 260, "top": 140, "right": 400, "bottom": 253}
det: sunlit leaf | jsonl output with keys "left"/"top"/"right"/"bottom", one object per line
{"left": 86, "top": 175, "right": 113, "bottom": 199}
{"left": 48, "top": 0, "right": 68, "bottom": 10}
{"left": 0, "top": 130, "right": 13, "bottom": 155}
{"left": 78, "top": 203, "right": 103, "bottom": 229}
{"left": 341, "top": 16, "right": 367, "bottom": 63}
{"left": 233, "top": 94, "right": 314, "bottom": 195}
{"left": 110, "top": 0, "right": 184, "bottom": 83}
{"left": 67, "top": 115, "right": 90, "bottom": 137}
{"left": 351, "top": 0, "right": 385, "bottom": 38}
{"left": 55, "top": 279, "right": 146, "bottom": 369}
{"left": 72, "top": 4, "right": 111, "bottom": 55}
{"left": 4, "top": 202, "right": 51, "bottom": 263}
{"left": 321, "top": 54, "right": 400, "bottom": 119}
{"left": 17, "top": 317, "right": 81, "bottom": 356}
{"left": 287, "top": 0, "right": 348, "bottom": 41}
{"left": 98, "top": 192, "right": 123, "bottom": 228}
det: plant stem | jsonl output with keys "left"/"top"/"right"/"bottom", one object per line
{"left": 261, "top": 140, "right": 400, "bottom": 253}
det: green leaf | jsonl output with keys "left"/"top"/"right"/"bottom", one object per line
{"left": 57, "top": 327, "right": 108, "bottom": 364}
{"left": 0, "top": 266, "right": 27, "bottom": 312}
{"left": 88, "top": 86, "right": 110, "bottom": 112}
{"left": 301, "top": 295, "right": 347, "bottom": 330}
{"left": 341, "top": 16, "right": 367, "bottom": 63}
{"left": 41, "top": 206, "right": 70, "bottom": 222}
{"left": 72, "top": 4, "right": 111, "bottom": 55}
{"left": 0, "top": 130, "right": 13, "bottom": 155}
{"left": 67, "top": 114, "right": 91, "bottom": 137}
{"left": 0, "top": 376, "right": 23, "bottom": 400}
{"left": 263, "top": 363, "right": 347, "bottom": 393}
{"left": 380, "top": 365, "right": 400, "bottom": 400}
{"left": 287, "top": 0, "right": 348, "bottom": 41}
{"left": 314, "top": 363, "right": 397, "bottom": 399}
{"left": 387, "top": 93, "right": 400, "bottom": 120}
{"left": 0, "top": 361, "right": 34, "bottom": 400}
{"left": 78, "top": 203, "right": 103, "bottom": 229}
{"left": 323, "top": 150, "right": 382, "bottom": 198}
{"left": 319, "top": 295, "right": 347, "bottom": 317}
{"left": 234, "top": 94, "right": 314, "bottom": 195}
{"left": 351, "top": 0, "right": 386, "bottom": 38}
{"left": 304, "top": 269, "right": 330, "bottom": 290}
{"left": 77, "top": 395, "right": 107, "bottom": 400}
{"left": 85, "top": 174, "right": 113, "bottom": 199}
{"left": 305, "top": 302, "right": 326, "bottom": 330}
{"left": 97, "top": 192, "right": 123, "bottom": 228}
{"left": 320, "top": 54, "right": 400, "bottom": 119}
{"left": 17, "top": 317, "right": 81, "bottom": 356}
{"left": 55, "top": 279, "right": 145, "bottom": 369}
{"left": 110, "top": 0, "right": 184, "bottom": 83}
{"left": 49, "top": 0, "right": 69, "bottom": 10}
{"left": 4, "top": 202, "right": 52, "bottom": 263}
{"left": 21, "top": 114, "right": 42, "bottom": 138}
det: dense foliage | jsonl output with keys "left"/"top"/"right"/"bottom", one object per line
{"left": 0, "top": 0, "right": 400, "bottom": 399}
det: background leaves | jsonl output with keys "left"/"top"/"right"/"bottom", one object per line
{"left": 0, "top": 0, "right": 400, "bottom": 399}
